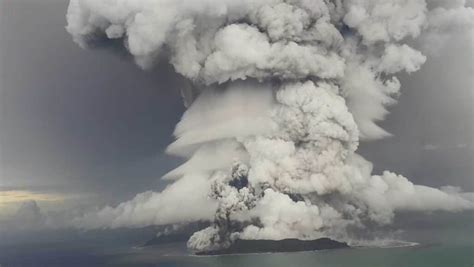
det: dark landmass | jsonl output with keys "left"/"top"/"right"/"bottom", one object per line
{"left": 196, "top": 238, "right": 349, "bottom": 255}
{"left": 142, "top": 223, "right": 349, "bottom": 255}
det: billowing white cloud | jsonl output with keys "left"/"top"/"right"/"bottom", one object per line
{"left": 66, "top": 0, "right": 474, "bottom": 253}
{"left": 74, "top": 173, "right": 217, "bottom": 229}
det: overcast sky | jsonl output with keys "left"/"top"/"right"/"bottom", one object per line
{"left": 0, "top": 0, "right": 472, "bottom": 213}
{"left": 0, "top": 0, "right": 188, "bottom": 207}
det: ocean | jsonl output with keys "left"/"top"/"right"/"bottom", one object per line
{"left": 1, "top": 211, "right": 473, "bottom": 267}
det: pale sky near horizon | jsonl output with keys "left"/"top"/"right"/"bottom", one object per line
{"left": 0, "top": 0, "right": 473, "bottom": 214}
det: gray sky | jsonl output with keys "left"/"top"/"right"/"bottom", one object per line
{"left": 0, "top": 0, "right": 186, "bottom": 206}
{"left": 0, "top": 0, "right": 472, "bottom": 212}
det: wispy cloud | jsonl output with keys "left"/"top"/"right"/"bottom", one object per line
{"left": 0, "top": 190, "right": 66, "bottom": 216}
{"left": 0, "top": 190, "right": 64, "bottom": 205}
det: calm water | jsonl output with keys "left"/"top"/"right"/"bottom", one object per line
{"left": 1, "top": 212, "right": 473, "bottom": 267}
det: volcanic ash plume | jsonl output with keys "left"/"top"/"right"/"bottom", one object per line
{"left": 66, "top": 0, "right": 474, "bottom": 252}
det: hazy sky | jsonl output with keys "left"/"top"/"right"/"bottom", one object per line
{"left": 0, "top": 0, "right": 187, "bottom": 207}
{"left": 0, "top": 0, "right": 472, "bottom": 213}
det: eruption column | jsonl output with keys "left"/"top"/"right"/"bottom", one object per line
{"left": 66, "top": 0, "right": 474, "bottom": 252}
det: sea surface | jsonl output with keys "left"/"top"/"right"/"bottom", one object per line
{"left": 1, "top": 212, "right": 473, "bottom": 267}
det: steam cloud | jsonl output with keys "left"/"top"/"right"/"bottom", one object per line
{"left": 66, "top": 0, "right": 474, "bottom": 252}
